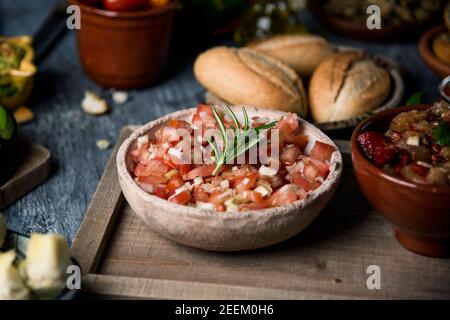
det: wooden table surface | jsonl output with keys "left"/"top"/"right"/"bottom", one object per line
{"left": 0, "top": 0, "right": 443, "bottom": 243}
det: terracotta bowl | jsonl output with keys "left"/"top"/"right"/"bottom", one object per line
{"left": 418, "top": 25, "right": 450, "bottom": 79}
{"left": 117, "top": 106, "right": 343, "bottom": 251}
{"left": 71, "top": 0, "right": 177, "bottom": 89}
{"left": 351, "top": 105, "right": 450, "bottom": 258}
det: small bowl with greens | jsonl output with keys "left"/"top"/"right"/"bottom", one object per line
{"left": 0, "top": 36, "right": 36, "bottom": 111}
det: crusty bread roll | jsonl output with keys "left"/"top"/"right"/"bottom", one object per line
{"left": 194, "top": 46, "right": 308, "bottom": 117}
{"left": 247, "top": 34, "right": 334, "bottom": 77}
{"left": 309, "top": 51, "right": 391, "bottom": 123}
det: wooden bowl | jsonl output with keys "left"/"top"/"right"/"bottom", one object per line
{"left": 418, "top": 25, "right": 450, "bottom": 79}
{"left": 117, "top": 106, "right": 343, "bottom": 251}
{"left": 70, "top": 0, "right": 177, "bottom": 89}
{"left": 351, "top": 105, "right": 450, "bottom": 258}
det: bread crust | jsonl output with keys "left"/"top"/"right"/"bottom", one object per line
{"left": 194, "top": 46, "right": 308, "bottom": 117}
{"left": 248, "top": 34, "right": 334, "bottom": 76}
{"left": 309, "top": 51, "right": 391, "bottom": 123}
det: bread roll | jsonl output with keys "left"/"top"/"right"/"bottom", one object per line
{"left": 309, "top": 51, "right": 391, "bottom": 123}
{"left": 247, "top": 34, "right": 334, "bottom": 77}
{"left": 432, "top": 33, "right": 450, "bottom": 65}
{"left": 194, "top": 46, "right": 308, "bottom": 117}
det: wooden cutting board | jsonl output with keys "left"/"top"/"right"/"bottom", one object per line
{"left": 0, "top": 138, "right": 51, "bottom": 209}
{"left": 71, "top": 126, "right": 450, "bottom": 300}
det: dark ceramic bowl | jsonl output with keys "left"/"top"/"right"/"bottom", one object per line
{"left": 351, "top": 105, "right": 450, "bottom": 258}
{"left": 418, "top": 25, "right": 450, "bottom": 79}
{"left": 71, "top": 0, "right": 177, "bottom": 89}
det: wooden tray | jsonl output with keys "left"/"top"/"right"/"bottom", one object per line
{"left": 0, "top": 138, "right": 51, "bottom": 209}
{"left": 71, "top": 126, "right": 450, "bottom": 300}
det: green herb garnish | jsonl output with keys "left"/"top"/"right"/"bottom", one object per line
{"left": 434, "top": 122, "right": 450, "bottom": 146}
{"left": 0, "top": 106, "right": 14, "bottom": 140}
{"left": 406, "top": 92, "right": 423, "bottom": 106}
{"left": 207, "top": 106, "right": 277, "bottom": 175}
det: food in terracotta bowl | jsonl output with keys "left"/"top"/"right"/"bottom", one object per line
{"left": 351, "top": 101, "right": 450, "bottom": 257}
{"left": 117, "top": 104, "right": 343, "bottom": 251}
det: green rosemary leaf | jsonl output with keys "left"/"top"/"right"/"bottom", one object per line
{"left": 225, "top": 105, "right": 240, "bottom": 129}
{"left": 254, "top": 120, "right": 277, "bottom": 132}
{"left": 242, "top": 107, "right": 249, "bottom": 131}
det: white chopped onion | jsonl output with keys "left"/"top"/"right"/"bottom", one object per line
{"left": 137, "top": 135, "right": 149, "bottom": 148}
{"left": 258, "top": 165, "right": 278, "bottom": 176}
{"left": 196, "top": 202, "right": 215, "bottom": 210}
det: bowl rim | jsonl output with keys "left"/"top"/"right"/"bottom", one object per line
{"left": 418, "top": 25, "right": 450, "bottom": 77}
{"left": 117, "top": 106, "right": 343, "bottom": 220}
{"left": 70, "top": 0, "right": 178, "bottom": 19}
{"left": 351, "top": 104, "right": 450, "bottom": 195}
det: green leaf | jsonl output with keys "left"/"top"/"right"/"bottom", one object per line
{"left": 225, "top": 105, "right": 240, "bottom": 129}
{"left": 406, "top": 92, "right": 422, "bottom": 106}
{"left": 0, "top": 106, "right": 14, "bottom": 140}
{"left": 242, "top": 107, "right": 249, "bottom": 131}
{"left": 434, "top": 122, "right": 450, "bottom": 146}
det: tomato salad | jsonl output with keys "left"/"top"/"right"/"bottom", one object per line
{"left": 129, "top": 104, "right": 336, "bottom": 211}
{"left": 358, "top": 100, "right": 450, "bottom": 186}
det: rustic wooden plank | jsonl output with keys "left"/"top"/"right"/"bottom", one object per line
{"left": 70, "top": 129, "right": 450, "bottom": 299}
{"left": 0, "top": 139, "right": 51, "bottom": 209}
{"left": 71, "top": 127, "right": 132, "bottom": 273}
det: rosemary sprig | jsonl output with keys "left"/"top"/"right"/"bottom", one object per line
{"left": 207, "top": 106, "right": 277, "bottom": 175}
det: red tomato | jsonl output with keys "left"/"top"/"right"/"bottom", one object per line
{"left": 208, "top": 191, "right": 231, "bottom": 205}
{"left": 310, "top": 141, "right": 335, "bottom": 162}
{"left": 165, "top": 174, "right": 184, "bottom": 195}
{"left": 270, "top": 189, "right": 297, "bottom": 207}
{"left": 193, "top": 186, "right": 209, "bottom": 202}
{"left": 303, "top": 164, "right": 320, "bottom": 180}
{"left": 276, "top": 113, "right": 299, "bottom": 136}
{"left": 302, "top": 156, "right": 330, "bottom": 179}
{"left": 134, "top": 160, "right": 169, "bottom": 177}
{"left": 280, "top": 144, "right": 301, "bottom": 165}
{"left": 233, "top": 172, "right": 258, "bottom": 193}
{"left": 183, "top": 165, "right": 217, "bottom": 180}
{"left": 102, "top": 0, "right": 149, "bottom": 11}
{"left": 195, "top": 104, "right": 214, "bottom": 119}
{"left": 289, "top": 172, "right": 320, "bottom": 191}
{"left": 284, "top": 133, "right": 308, "bottom": 150}
{"left": 168, "top": 190, "right": 191, "bottom": 205}
{"left": 137, "top": 175, "right": 166, "bottom": 185}
{"left": 240, "top": 200, "right": 270, "bottom": 211}
{"left": 178, "top": 164, "right": 191, "bottom": 177}
{"left": 153, "top": 185, "right": 168, "bottom": 199}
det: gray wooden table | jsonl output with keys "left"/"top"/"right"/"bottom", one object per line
{"left": 0, "top": 0, "right": 443, "bottom": 243}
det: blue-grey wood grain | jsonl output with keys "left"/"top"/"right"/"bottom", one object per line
{"left": 0, "top": 0, "right": 443, "bottom": 243}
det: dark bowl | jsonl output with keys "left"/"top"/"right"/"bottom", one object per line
{"left": 351, "top": 105, "right": 450, "bottom": 258}
{"left": 418, "top": 25, "right": 450, "bottom": 79}
{"left": 0, "top": 108, "right": 18, "bottom": 186}
{"left": 308, "top": 1, "right": 434, "bottom": 42}
{"left": 70, "top": 0, "right": 177, "bottom": 89}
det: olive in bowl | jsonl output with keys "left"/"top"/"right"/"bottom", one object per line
{"left": 351, "top": 102, "right": 450, "bottom": 258}
{"left": 0, "top": 105, "right": 18, "bottom": 186}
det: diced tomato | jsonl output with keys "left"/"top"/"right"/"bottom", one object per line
{"left": 220, "top": 165, "right": 257, "bottom": 182}
{"left": 311, "top": 141, "right": 335, "bottom": 162}
{"left": 303, "top": 164, "right": 320, "bottom": 180}
{"left": 233, "top": 172, "right": 258, "bottom": 193}
{"left": 280, "top": 144, "right": 301, "bottom": 165}
{"left": 153, "top": 185, "right": 168, "bottom": 199}
{"left": 243, "top": 190, "right": 263, "bottom": 203}
{"left": 178, "top": 164, "right": 191, "bottom": 177}
{"left": 302, "top": 156, "right": 330, "bottom": 179}
{"left": 137, "top": 175, "right": 166, "bottom": 185}
{"left": 193, "top": 186, "right": 209, "bottom": 202}
{"left": 276, "top": 113, "right": 299, "bottom": 136}
{"left": 270, "top": 188, "right": 297, "bottom": 207}
{"left": 134, "top": 160, "right": 169, "bottom": 177}
{"left": 285, "top": 133, "right": 308, "bottom": 150}
{"left": 165, "top": 174, "right": 184, "bottom": 196}
{"left": 289, "top": 172, "right": 320, "bottom": 191}
{"left": 130, "top": 147, "right": 140, "bottom": 160}
{"left": 168, "top": 190, "right": 191, "bottom": 205}
{"left": 240, "top": 200, "right": 271, "bottom": 211}
{"left": 410, "top": 162, "right": 429, "bottom": 177}
{"left": 208, "top": 191, "right": 232, "bottom": 205}
{"left": 195, "top": 104, "right": 215, "bottom": 119}
{"left": 138, "top": 143, "right": 151, "bottom": 164}
{"left": 183, "top": 165, "right": 217, "bottom": 180}
{"left": 216, "top": 204, "right": 226, "bottom": 212}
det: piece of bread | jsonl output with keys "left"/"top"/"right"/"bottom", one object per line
{"left": 247, "top": 34, "right": 334, "bottom": 77}
{"left": 194, "top": 46, "right": 308, "bottom": 117}
{"left": 0, "top": 251, "right": 30, "bottom": 300}
{"left": 309, "top": 51, "right": 391, "bottom": 123}
{"left": 432, "top": 32, "right": 450, "bottom": 65}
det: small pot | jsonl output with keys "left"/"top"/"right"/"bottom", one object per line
{"left": 71, "top": 0, "right": 177, "bottom": 89}
{"left": 351, "top": 105, "right": 450, "bottom": 258}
